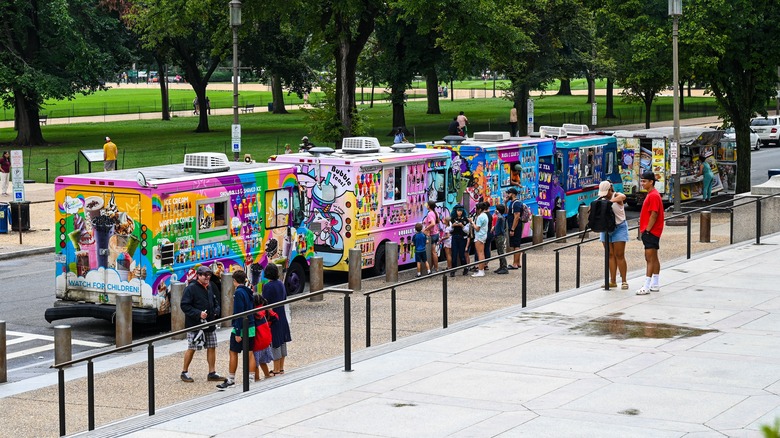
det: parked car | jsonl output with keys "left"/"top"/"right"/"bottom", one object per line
{"left": 750, "top": 116, "right": 780, "bottom": 147}
{"left": 724, "top": 127, "right": 761, "bottom": 151}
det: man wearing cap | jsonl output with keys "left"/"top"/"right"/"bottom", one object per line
{"left": 180, "top": 265, "right": 224, "bottom": 382}
{"left": 636, "top": 172, "right": 664, "bottom": 295}
{"left": 103, "top": 136, "right": 118, "bottom": 171}
{"left": 505, "top": 187, "right": 524, "bottom": 270}
{"left": 299, "top": 136, "right": 314, "bottom": 152}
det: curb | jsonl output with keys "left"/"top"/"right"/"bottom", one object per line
{"left": 0, "top": 246, "right": 53, "bottom": 261}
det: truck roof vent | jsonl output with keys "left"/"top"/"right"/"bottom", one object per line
{"left": 539, "top": 126, "right": 567, "bottom": 139}
{"left": 183, "top": 153, "right": 231, "bottom": 173}
{"left": 342, "top": 137, "right": 381, "bottom": 153}
{"left": 442, "top": 135, "right": 466, "bottom": 146}
{"left": 473, "top": 131, "right": 511, "bottom": 142}
{"left": 391, "top": 143, "right": 416, "bottom": 153}
{"left": 562, "top": 124, "right": 590, "bottom": 135}
{"left": 308, "top": 146, "right": 336, "bottom": 157}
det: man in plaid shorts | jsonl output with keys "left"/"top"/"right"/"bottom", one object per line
{"left": 180, "top": 265, "right": 224, "bottom": 382}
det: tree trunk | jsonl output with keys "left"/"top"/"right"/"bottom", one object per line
{"left": 12, "top": 91, "right": 45, "bottom": 145}
{"left": 425, "top": 68, "right": 440, "bottom": 115}
{"left": 271, "top": 73, "right": 289, "bottom": 114}
{"left": 605, "top": 78, "right": 616, "bottom": 118}
{"left": 644, "top": 94, "right": 653, "bottom": 129}
{"left": 391, "top": 82, "right": 406, "bottom": 129}
{"left": 450, "top": 78, "right": 454, "bottom": 101}
{"left": 156, "top": 58, "right": 170, "bottom": 121}
{"left": 679, "top": 80, "right": 685, "bottom": 113}
{"left": 518, "top": 84, "right": 531, "bottom": 136}
{"left": 370, "top": 84, "right": 375, "bottom": 108}
{"left": 732, "top": 116, "right": 752, "bottom": 194}
{"left": 557, "top": 78, "right": 572, "bottom": 96}
{"left": 586, "top": 76, "right": 596, "bottom": 104}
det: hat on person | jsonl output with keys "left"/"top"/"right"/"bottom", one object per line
{"left": 196, "top": 265, "right": 212, "bottom": 275}
{"left": 703, "top": 148, "right": 713, "bottom": 158}
{"left": 301, "top": 136, "right": 309, "bottom": 141}
{"left": 105, "top": 136, "right": 111, "bottom": 141}
{"left": 641, "top": 171, "right": 657, "bottom": 182}
{"left": 597, "top": 180, "right": 612, "bottom": 197}
{"left": 506, "top": 187, "right": 518, "bottom": 195}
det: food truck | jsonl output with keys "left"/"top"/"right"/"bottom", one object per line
{"left": 539, "top": 126, "right": 622, "bottom": 224}
{"left": 47, "top": 153, "right": 312, "bottom": 324}
{"left": 270, "top": 138, "right": 453, "bottom": 275}
{"left": 613, "top": 127, "right": 717, "bottom": 204}
{"left": 415, "top": 132, "right": 554, "bottom": 238}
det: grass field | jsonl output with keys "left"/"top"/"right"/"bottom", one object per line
{"left": 0, "top": 93, "right": 723, "bottom": 184}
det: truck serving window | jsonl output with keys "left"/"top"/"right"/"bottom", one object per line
{"left": 383, "top": 166, "right": 405, "bottom": 204}
{"left": 196, "top": 196, "right": 229, "bottom": 245}
{"left": 265, "top": 188, "right": 291, "bottom": 229}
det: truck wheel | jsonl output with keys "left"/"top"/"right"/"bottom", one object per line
{"left": 284, "top": 261, "right": 306, "bottom": 296}
{"left": 372, "top": 243, "right": 386, "bottom": 276}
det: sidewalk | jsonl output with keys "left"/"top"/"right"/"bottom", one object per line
{"left": 73, "top": 234, "right": 780, "bottom": 437}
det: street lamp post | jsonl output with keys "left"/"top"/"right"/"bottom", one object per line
{"left": 230, "top": 0, "right": 242, "bottom": 162}
{"left": 670, "top": 0, "right": 682, "bottom": 213}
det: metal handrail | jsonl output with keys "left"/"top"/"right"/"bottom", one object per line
{"left": 51, "top": 286, "right": 353, "bottom": 436}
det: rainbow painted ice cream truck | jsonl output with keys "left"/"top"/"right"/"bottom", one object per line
{"left": 270, "top": 138, "right": 454, "bottom": 275}
{"left": 47, "top": 153, "right": 313, "bottom": 324}
{"left": 415, "top": 132, "right": 554, "bottom": 239}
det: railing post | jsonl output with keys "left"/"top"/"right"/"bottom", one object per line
{"left": 148, "top": 344, "right": 155, "bottom": 416}
{"left": 385, "top": 242, "right": 399, "bottom": 283}
{"left": 242, "top": 317, "right": 250, "bottom": 392}
{"left": 391, "top": 287, "right": 397, "bottom": 342}
{"left": 54, "top": 325, "right": 72, "bottom": 367}
{"left": 532, "top": 215, "right": 544, "bottom": 244}
{"left": 576, "top": 245, "right": 581, "bottom": 288}
{"left": 555, "top": 209, "right": 567, "bottom": 240}
{"left": 0, "top": 321, "right": 6, "bottom": 383}
{"left": 365, "top": 295, "right": 371, "bottom": 347}
{"left": 756, "top": 198, "right": 762, "bottom": 245}
{"left": 521, "top": 252, "right": 527, "bottom": 307}
{"left": 348, "top": 248, "right": 362, "bottom": 291}
{"left": 700, "top": 211, "right": 711, "bottom": 243}
{"left": 88, "top": 360, "right": 95, "bottom": 430}
{"left": 221, "top": 272, "right": 234, "bottom": 328}
{"left": 442, "top": 274, "right": 448, "bottom": 329}
{"left": 343, "top": 290, "right": 352, "bottom": 372}
{"left": 170, "top": 281, "right": 186, "bottom": 339}
{"left": 578, "top": 205, "right": 589, "bottom": 238}
{"left": 58, "top": 368, "right": 66, "bottom": 436}
{"left": 603, "top": 234, "right": 610, "bottom": 290}
{"left": 555, "top": 251, "right": 560, "bottom": 293}
{"left": 729, "top": 208, "right": 734, "bottom": 245}
{"left": 116, "top": 293, "right": 132, "bottom": 349}
{"left": 686, "top": 215, "right": 692, "bottom": 259}
{"left": 309, "top": 256, "right": 324, "bottom": 301}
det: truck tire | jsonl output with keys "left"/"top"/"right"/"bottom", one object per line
{"left": 284, "top": 261, "right": 306, "bottom": 296}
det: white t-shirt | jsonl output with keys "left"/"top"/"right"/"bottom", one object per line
{"left": 475, "top": 212, "right": 489, "bottom": 243}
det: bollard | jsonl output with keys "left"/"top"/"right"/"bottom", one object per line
{"left": 54, "top": 325, "right": 72, "bottom": 367}
{"left": 700, "top": 211, "right": 711, "bottom": 243}
{"left": 309, "top": 256, "right": 324, "bottom": 301}
{"left": 221, "top": 272, "right": 234, "bottom": 328}
{"left": 578, "top": 205, "right": 589, "bottom": 238}
{"left": 555, "top": 209, "right": 567, "bottom": 240}
{"left": 0, "top": 321, "right": 6, "bottom": 383}
{"left": 170, "top": 281, "right": 186, "bottom": 339}
{"left": 385, "top": 242, "right": 399, "bottom": 283}
{"left": 348, "top": 248, "right": 362, "bottom": 292}
{"left": 115, "top": 294, "right": 132, "bottom": 349}
{"left": 532, "top": 215, "right": 544, "bottom": 245}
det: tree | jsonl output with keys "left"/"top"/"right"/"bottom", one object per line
{"left": 0, "top": 0, "right": 132, "bottom": 145}
{"left": 127, "top": 0, "right": 230, "bottom": 133}
{"left": 686, "top": 0, "right": 780, "bottom": 193}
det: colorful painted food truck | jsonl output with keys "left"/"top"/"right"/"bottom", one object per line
{"left": 47, "top": 153, "right": 312, "bottom": 323}
{"left": 270, "top": 138, "right": 454, "bottom": 275}
{"left": 415, "top": 132, "right": 554, "bottom": 238}
{"left": 613, "top": 127, "right": 716, "bottom": 205}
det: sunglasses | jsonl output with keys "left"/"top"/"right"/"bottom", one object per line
{"left": 199, "top": 272, "right": 212, "bottom": 277}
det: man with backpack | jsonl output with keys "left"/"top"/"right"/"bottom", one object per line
{"left": 505, "top": 188, "right": 528, "bottom": 270}
{"left": 493, "top": 204, "right": 509, "bottom": 274}
{"left": 636, "top": 172, "right": 664, "bottom": 295}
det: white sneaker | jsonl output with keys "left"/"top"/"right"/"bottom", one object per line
{"left": 471, "top": 271, "right": 485, "bottom": 277}
{"left": 635, "top": 287, "right": 650, "bottom": 295}
{"left": 649, "top": 285, "right": 660, "bottom": 292}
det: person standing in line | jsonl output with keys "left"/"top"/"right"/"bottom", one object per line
{"left": 412, "top": 222, "right": 430, "bottom": 277}
{"left": 509, "top": 107, "right": 518, "bottom": 137}
{"left": 0, "top": 151, "right": 10, "bottom": 196}
{"left": 180, "top": 265, "right": 224, "bottom": 383}
{"left": 493, "top": 204, "right": 509, "bottom": 274}
{"left": 596, "top": 181, "right": 629, "bottom": 290}
{"left": 636, "top": 172, "right": 664, "bottom": 295}
{"left": 440, "top": 216, "right": 453, "bottom": 272}
{"left": 457, "top": 111, "right": 469, "bottom": 137}
{"left": 468, "top": 202, "right": 489, "bottom": 277}
{"left": 103, "top": 137, "right": 118, "bottom": 171}
{"left": 423, "top": 201, "right": 440, "bottom": 272}
{"left": 252, "top": 293, "right": 276, "bottom": 381}
{"left": 505, "top": 188, "right": 524, "bottom": 270}
{"left": 262, "top": 263, "right": 292, "bottom": 375}
{"left": 449, "top": 205, "right": 469, "bottom": 277}
{"left": 216, "top": 270, "right": 258, "bottom": 390}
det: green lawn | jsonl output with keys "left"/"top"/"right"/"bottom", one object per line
{"left": 1, "top": 93, "right": 722, "bottom": 184}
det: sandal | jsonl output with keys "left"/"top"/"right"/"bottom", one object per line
{"left": 621, "top": 282, "right": 629, "bottom": 290}
{"left": 601, "top": 282, "right": 618, "bottom": 288}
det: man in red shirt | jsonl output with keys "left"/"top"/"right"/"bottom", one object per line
{"left": 637, "top": 172, "right": 664, "bottom": 295}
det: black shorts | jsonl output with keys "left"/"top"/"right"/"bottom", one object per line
{"left": 229, "top": 333, "right": 254, "bottom": 353}
{"left": 641, "top": 232, "right": 660, "bottom": 250}
{"left": 415, "top": 251, "right": 427, "bottom": 263}
{"left": 509, "top": 227, "right": 523, "bottom": 248}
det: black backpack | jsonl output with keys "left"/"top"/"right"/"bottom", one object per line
{"left": 587, "top": 197, "right": 616, "bottom": 233}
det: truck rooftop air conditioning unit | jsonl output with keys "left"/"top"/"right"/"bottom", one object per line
{"left": 540, "top": 126, "right": 567, "bottom": 139}
{"left": 183, "top": 153, "right": 231, "bottom": 173}
{"left": 473, "top": 131, "right": 511, "bottom": 142}
{"left": 342, "top": 137, "right": 381, "bottom": 153}
{"left": 562, "top": 124, "right": 590, "bottom": 135}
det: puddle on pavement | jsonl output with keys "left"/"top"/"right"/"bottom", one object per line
{"left": 572, "top": 317, "right": 718, "bottom": 340}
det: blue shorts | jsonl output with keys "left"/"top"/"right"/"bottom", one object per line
{"left": 600, "top": 221, "right": 629, "bottom": 243}
{"left": 415, "top": 250, "right": 427, "bottom": 263}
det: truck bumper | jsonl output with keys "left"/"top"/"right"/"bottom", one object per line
{"left": 45, "top": 301, "right": 158, "bottom": 324}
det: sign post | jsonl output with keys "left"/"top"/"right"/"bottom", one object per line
{"left": 591, "top": 102, "right": 598, "bottom": 127}
{"left": 10, "top": 150, "right": 24, "bottom": 203}
{"left": 231, "top": 124, "right": 242, "bottom": 160}
{"left": 527, "top": 99, "right": 534, "bottom": 135}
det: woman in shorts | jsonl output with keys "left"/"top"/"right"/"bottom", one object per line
{"left": 597, "top": 181, "right": 629, "bottom": 289}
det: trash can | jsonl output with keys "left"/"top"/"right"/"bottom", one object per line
{"left": 10, "top": 201, "right": 30, "bottom": 231}
{"left": 768, "top": 169, "right": 780, "bottom": 180}
{"left": 267, "top": 102, "right": 274, "bottom": 112}
{"left": 0, "top": 202, "right": 9, "bottom": 234}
